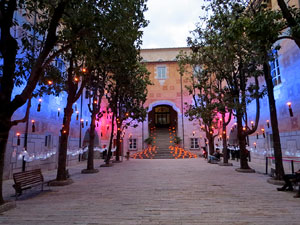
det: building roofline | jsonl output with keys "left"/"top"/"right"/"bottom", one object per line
{"left": 141, "top": 46, "right": 191, "bottom": 51}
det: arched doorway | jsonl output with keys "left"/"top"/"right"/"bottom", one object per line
{"left": 148, "top": 105, "right": 178, "bottom": 130}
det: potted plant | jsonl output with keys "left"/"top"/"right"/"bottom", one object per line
{"left": 173, "top": 136, "right": 182, "bottom": 146}
{"left": 144, "top": 137, "right": 154, "bottom": 146}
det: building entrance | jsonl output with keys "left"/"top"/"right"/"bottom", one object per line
{"left": 148, "top": 105, "right": 177, "bottom": 130}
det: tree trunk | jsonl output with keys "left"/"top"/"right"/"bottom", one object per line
{"left": 222, "top": 114, "right": 228, "bottom": 164}
{"left": 105, "top": 113, "right": 115, "bottom": 164}
{"left": 115, "top": 124, "right": 121, "bottom": 161}
{"left": 87, "top": 112, "right": 96, "bottom": 170}
{"left": 0, "top": 119, "right": 11, "bottom": 204}
{"left": 277, "top": 0, "right": 300, "bottom": 49}
{"left": 263, "top": 61, "right": 285, "bottom": 179}
{"left": 207, "top": 133, "right": 215, "bottom": 156}
{"left": 237, "top": 114, "right": 251, "bottom": 169}
{"left": 56, "top": 102, "right": 73, "bottom": 181}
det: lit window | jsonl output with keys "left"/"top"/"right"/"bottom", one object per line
{"left": 129, "top": 138, "right": 137, "bottom": 150}
{"left": 157, "top": 66, "right": 167, "bottom": 79}
{"left": 190, "top": 138, "right": 199, "bottom": 149}
{"left": 270, "top": 51, "right": 281, "bottom": 86}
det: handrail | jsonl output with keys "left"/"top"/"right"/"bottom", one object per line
{"left": 265, "top": 156, "right": 300, "bottom": 175}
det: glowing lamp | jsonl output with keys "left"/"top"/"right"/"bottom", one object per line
{"left": 243, "top": 127, "right": 246, "bottom": 131}
{"left": 81, "top": 119, "right": 84, "bottom": 128}
{"left": 287, "top": 102, "right": 293, "bottom": 117}
{"left": 266, "top": 120, "right": 270, "bottom": 128}
{"left": 192, "top": 131, "right": 195, "bottom": 136}
{"left": 82, "top": 68, "right": 87, "bottom": 73}
{"left": 261, "top": 128, "right": 265, "bottom": 138}
{"left": 48, "top": 80, "right": 53, "bottom": 85}
{"left": 74, "top": 77, "right": 79, "bottom": 82}
{"left": 76, "top": 111, "right": 79, "bottom": 120}
{"left": 16, "top": 132, "right": 21, "bottom": 146}
{"left": 57, "top": 108, "right": 61, "bottom": 117}
{"left": 251, "top": 121, "right": 254, "bottom": 128}
{"left": 31, "top": 120, "right": 35, "bottom": 132}
{"left": 37, "top": 98, "right": 42, "bottom": 112}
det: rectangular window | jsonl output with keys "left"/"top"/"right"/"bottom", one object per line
{"left": 270, "top": 52, "right": 281, "bottom": 86}
{"left": 45, "top": 135, "right": 52, "bottom": 148}
{"left": 129, "top": 138, "right": 137, "bottom": 150}
{"left": 190, "top": 138, "right": 199, "bottom": 149}
{"left": 157, "top": 66, "right": 166, "bottom": 79}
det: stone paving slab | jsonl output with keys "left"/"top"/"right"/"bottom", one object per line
{"left": 0, "top": 158, "right": 299, "bottom": 225}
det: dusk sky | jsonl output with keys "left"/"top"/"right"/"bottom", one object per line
{"left": 141, "top": 0, "right": 206, "bottom": 49}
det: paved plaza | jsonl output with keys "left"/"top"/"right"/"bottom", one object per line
{"left": 0, "top": 158, "right": 299, "bottom": 225}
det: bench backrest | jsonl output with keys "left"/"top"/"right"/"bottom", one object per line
{"left": 13, "top": 169, "right": 44, "bottom": 187}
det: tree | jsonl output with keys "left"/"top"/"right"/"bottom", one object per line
{"left": 246, "top": 3, "right": 286, "bottom": 179}
{"left": 0, "top": 0, "right": 75, "bottom": 205}
{"left": 188, "top": 0, "right": 265, "bottom": 170}
{"left": 276, "top": 0, "right": 300, "bottom": 48}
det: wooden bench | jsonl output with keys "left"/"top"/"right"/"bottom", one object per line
{"left": 13, "top": 169, "right": 48, "bottom": 199}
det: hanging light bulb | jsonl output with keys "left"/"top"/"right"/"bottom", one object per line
{"left": 76, "top": 111, "right": 79, "bottom": 120}
{"left": 57, "top": 108, "right": 61, "bottom": 117}
{"left": 254, "top": 142, "right": 256, "bottom": 149}
{"left": 31, "top": 120, "right": 35, "bottom": 132}
{"left": 16, "top": 133, "right": 21, "bottom": 146}
{"left": 266, "top": 120, "right": 270, "bottom": 128}
{"left": 37, "top": 98, "right": 42, "bottom": 112}
{"left": 192, "top": 131, "right": 195, "bottom": 136}
{"left": 48, "top": 80, "right": 53, "bottom": 85}
{"left": 81, "top": 119, "right": 84, "bottom": 128}
{"left": 82, "top": 68, "right": 87, "bottom": 73}
{"left": 251, "top": 121, "right": 254, "bottom": 129}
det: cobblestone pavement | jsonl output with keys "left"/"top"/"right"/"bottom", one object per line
{"left": 0, "top": 158, "right": 299, "bottom": 225}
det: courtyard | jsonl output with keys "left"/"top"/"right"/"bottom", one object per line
{"left": 0, "top": 158, "right": 299, "bottom": 225}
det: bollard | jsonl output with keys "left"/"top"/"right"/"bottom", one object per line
{"left": 265, "top": 156, "right": 268, "bottom": 175}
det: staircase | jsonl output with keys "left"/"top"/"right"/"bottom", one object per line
{"left": 153, "top": 128, "right": 174, "bottom": 159}
{"left": 131, "top": 127, "right": 198, "bottom": 159}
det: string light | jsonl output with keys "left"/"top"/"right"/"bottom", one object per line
{"left": 48, "top": 80, "right": 53, "bottom": 85}
{"left": 82, "top": 68, "right": 87, "bottom": 73}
